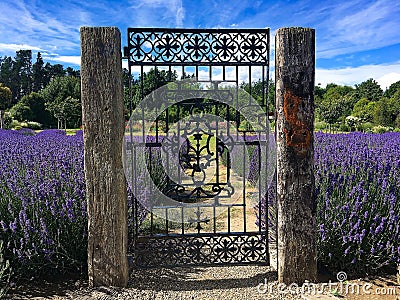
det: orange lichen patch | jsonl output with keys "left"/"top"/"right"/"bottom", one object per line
{"left": 283, "top": 90, "right": 311, "bottom": 155}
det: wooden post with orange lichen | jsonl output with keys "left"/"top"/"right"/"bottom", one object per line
{"left": 275, "top": 27, "right": 317, "bottom": 284}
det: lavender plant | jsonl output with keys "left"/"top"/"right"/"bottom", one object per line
{"left": 0, "top": 129, "right": 87, "bottom": 278}
{"left": 315, "top": 132, "right": 400, "bottom": 274}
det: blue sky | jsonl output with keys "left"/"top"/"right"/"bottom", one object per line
{"left": 0, "top": 0, "right": 399, "bottom": 89}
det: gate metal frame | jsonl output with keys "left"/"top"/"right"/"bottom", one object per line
{"left": 124, "top": 28, "right": 271, "bottom": 268}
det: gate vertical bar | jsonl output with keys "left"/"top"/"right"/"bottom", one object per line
{"left": 275, "top": 27, "right": 317, "bottom": 284}
{"left": 81, "top": 27, "right": 129, "bottom": 287}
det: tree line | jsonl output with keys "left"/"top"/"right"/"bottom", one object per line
{"left": 315, "top": 79, "right": 400, "bottom": 131}
{"left": 0, "top": 50, "right": 80, "bottom": 129}
{"left": 1, "top": 49, "right": 400, "bottom": 131}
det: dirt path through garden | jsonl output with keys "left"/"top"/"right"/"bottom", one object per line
{"left": 168, "top": 161, "right": 261, "bottom": 234}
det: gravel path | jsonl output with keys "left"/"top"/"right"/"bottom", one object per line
{"left": 8, "top": 246, "right": 329, "bottom": 300}
{"left": 32, "top": 265, "right": 304, "bottom": 300}
{"left": 9, "top": 251, "right": 399, "bottom": 300}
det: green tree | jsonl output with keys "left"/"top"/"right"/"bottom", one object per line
{"left": 314, "top": 85, "right": 326, "bottom": 120}
{"left": 383, "top": 80, "right": 400, "bottom": 98}
{"left": 0, "top": 83, "right": 12, "bottom": 128}
{"left": 46, "top": 96, "right": 80, "bottom": 129}
{"left": 388, "top": 90, "right": 400, "bottom": 127}
{"left": 314, "top": 85, "right": 326, "bottom": 100}
{"left": 13, "top": 50, "right": 33, "bottom": 101}
{"left": 355, "top": 78, "right": 383, "bottom": 102}
{"left": 138, "top": 67, "right": 178, "bottom": 99}
{"left": 318, "top": 84, "right": 354, "bottom": 125}
{"left": 373, "top": 98, "right": 391, "bottom": 126}
{"left": 352, "top": 98, "right": 376, "bottom": 122}
{"left": 66, "top": 67, "right": 80, "bottom": 77}
{"left": 122, "top": 68, "right": 135, "bottom": 118}
{"left": 41, "top": 76, "right": 81, "bottom": 128}
{"left": 241, "top": 79, "right": 275, "bottom": 112}
{"left": 372, "top": 90, "right": 400, "bottom": 128}
{"left": 32, "top": 52, "right": 46, "bottom": 92}
{"left": 16, "top": 92, "right": 53, "bottom": 126}
{"left": 9, "top": 102, "right": 33, "bottom": 122}
{"left": 47, "top": 63, "right": 66, "bottom": 79}
{"left": 127, "top": 67, "right": 178, "bottom": 120}
{"left": 0, "top": 56, "right": 18, "bottom": 106}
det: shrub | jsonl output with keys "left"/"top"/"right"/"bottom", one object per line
{"left": 3, "top": 113, "right": 12, "bottom": 129}
{"left": 16, "top": 127, "right": 36, "bottom": 136}
{"left": 359, "top": 122, "right": 374, "bottom": 133}
{"left": 19, "top": 122, "right": 28, "bottom": 128}
{"left": 339, "top": 123, "right": 350, "bottom": 132}
{"left": 372, "top": 125, "right": 394, "bottom": 133}
{"left": 9, "top": 120, "right": 20, "bottom": 130}
{"left": 26, "top": 121, "right": 42, "bottom": 130}
{"left": 345, "top": 116, "right": 361, "bottom": 131}
{"left": 315, "top": 121, "right": 328, "bottom": 131}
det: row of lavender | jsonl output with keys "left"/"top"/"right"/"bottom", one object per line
{"left": 0, "top": 129, "right": 87, "bottom": 279}
{"left": 315, "top": 132, "right": 400, "bottom": 274}
{"left": 256, "top": 132, "right": 400, "bottom": 274}
{"left": 221, "top": 131, "right": 399, "bottom": 274}
{"left": 0, "top": 129, "right": 399, "bottom": 279}
{"left": 0, "top": 129, "right": 187, "bottom": 280}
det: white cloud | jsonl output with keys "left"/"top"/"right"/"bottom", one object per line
{"left": 0, "top": 0, "right": 80, "bottom": 54}
{"left": 130, "top": 0, "right": 185, "bottom": 27}
{"left": 46, "top": 55, "right": 81, "bottom": 66}
{"left": 175, "top": 3, "right": 185, "bottom": 27}
{"left": 236, "top": 0, "right": 400, "bottom": 60}
{"left": 316, "top": 62, "right": 400, "bottom": 90}
{"left": 376, "top": 72, "right": 400, "bottom": 91}
{"left": 317, "top": 0, "right": 400, "bottom": 58}
{"left": 0, "top": 43, "right": 42, "bottom": 52}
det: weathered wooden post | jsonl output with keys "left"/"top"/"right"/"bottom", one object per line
{"left": 80, "top": 27, "right": 129, "bottom": 287}
{"left": 275, "top": 27, "right": 317, "bottom": 284}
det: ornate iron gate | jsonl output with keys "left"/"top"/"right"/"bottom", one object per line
{"left": 123, "top": 28, "right": 272, "bottom": 268}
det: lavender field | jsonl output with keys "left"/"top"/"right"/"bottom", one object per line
{"left": 0, "top": 129, "right": 399, "bottom": 282}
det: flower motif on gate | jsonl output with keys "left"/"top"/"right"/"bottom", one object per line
{"left": 214, "top": 237, "right": 238, "bottom": 262}
{"left": 185, "top": 34, "right": 209, "bottom": 61}
{"left": 156, "top": 33, "right": 180, "bottom": 60}
{"left": 129, "top": 33, "right": 151, "bottom": 61}
{"left": 242, "top": 34, "right": 265, "bottom": 61}
{"left": 214, "top": 34, "right": 236, "bottom": 61}
{"left": 242, "top": 236, "right": 265, "bottom": 260}
{"left": 186, "top": 238, "right": 205, "bottom": 263}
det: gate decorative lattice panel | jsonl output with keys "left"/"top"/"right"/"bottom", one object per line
{"left": 124, "top": 28, "right": 272, "bottom": 268}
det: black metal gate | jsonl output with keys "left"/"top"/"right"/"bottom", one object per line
{"left": 123, "top": 28, "right": 272, "bottom": 268}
